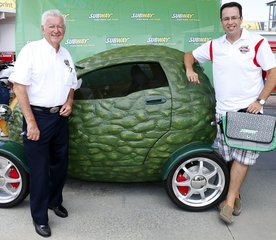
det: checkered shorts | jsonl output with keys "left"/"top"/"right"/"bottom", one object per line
{"left": 216, "top": 114, "right": 259, "bottom": 166}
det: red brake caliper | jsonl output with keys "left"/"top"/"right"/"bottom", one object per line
{"left": 9, "top": 167, "right": 20, "bottom": 188}
{"left": 177, "top": 174, "right": 189, "bottom": 195}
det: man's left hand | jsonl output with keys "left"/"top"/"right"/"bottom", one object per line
{"left": 59, "top": 102, "right": 72, "bottom": 116}
{"left": 247, "top": 101, "right": 263, "bottom": 114}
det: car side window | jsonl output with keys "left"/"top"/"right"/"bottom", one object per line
{"left": 74, "top": 62, "right": 168, "bottom": 100}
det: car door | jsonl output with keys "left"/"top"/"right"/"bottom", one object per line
{"left": 70, "top": 61, "right": 172, "bottom": 167}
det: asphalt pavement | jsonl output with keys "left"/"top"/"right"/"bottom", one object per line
{"left": 1, "top": 100, "right": 276, "bottom": 240}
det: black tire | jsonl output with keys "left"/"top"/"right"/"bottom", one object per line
{"left": 165, "top": 152, "right": 229, "bottom": 211}
{"left": 0, "top": 153, "right": 29, "bottom": 208}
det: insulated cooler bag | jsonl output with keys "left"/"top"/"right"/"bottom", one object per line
{"left": 222, "top": 111, "right": 276, "bottom": 152}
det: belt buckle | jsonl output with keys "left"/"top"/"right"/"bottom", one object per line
{"left": 49, "top": 106, "right": 59, "bottom": 113}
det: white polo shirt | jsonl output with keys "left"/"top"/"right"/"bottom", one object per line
{"left": 9, "top": 38, "right": 78, "bottom": 108}
{"left": 193, "top": 28, "right": 276, "bottom": 114}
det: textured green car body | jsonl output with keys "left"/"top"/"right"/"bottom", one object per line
{"left": 8, "top": 45, "right": 216, "bottom": 182}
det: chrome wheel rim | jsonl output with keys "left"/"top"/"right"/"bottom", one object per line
{"left": 0, "top": 156, "right": 23, "bottom": 204}
{"left": 172, "top": 157, "right": 226, "bottom": 208}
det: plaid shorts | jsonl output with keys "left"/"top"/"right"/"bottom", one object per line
{"left": 216, "top": 114, "right": 259, "bottom": 166}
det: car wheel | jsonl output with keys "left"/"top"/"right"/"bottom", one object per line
{"left": 165, "top": 152, "right": 229, "bottom": 211}
{"left": 0, "top": 153, "right": 29, "bottom": 208}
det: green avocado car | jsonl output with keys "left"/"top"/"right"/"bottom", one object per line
{"left": 0, "top": 45, "right": 229, "bottom": 211}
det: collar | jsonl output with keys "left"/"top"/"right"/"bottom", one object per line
{"left": 239, "top": 28, "right": 249, "bottom": 40}
{"left": 42, "top": 38, "right": 62, "bottom": 54}
{"left": 221, "top": 28, "right": 248, "bottom": 44}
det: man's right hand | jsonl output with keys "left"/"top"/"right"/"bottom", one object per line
{"left": 12, "top": 82, "right": 40, "bottom": 141}
{"left": 26, "top": 120, "right": 40, "bottom": 141}
{"left": 184, "top": 51, "right": 200, "bottom": 84}
{"left": 186, "top": 69, "right": 200, "bottom": 84}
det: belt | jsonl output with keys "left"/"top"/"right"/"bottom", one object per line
{"left": 31, "top": 105, "right": 61, "bottom": 114}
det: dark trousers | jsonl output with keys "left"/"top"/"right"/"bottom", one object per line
{"left": 23, "top": 110, "right": 69, "bottom": 225}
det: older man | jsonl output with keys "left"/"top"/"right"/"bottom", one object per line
{"left": 9, "top": 9, "right": 78, "bottom": 237}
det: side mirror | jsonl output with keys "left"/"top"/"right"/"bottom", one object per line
{"left": 0, "top": 104, "right": 12, "bottom": 121}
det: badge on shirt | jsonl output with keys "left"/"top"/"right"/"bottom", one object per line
{"left": 64, "top": 59, "right": 74, "bottom": 86}
{"left": 64, "top": 59, "right": 70, "bottom": 67}
{"left": 64, "top": 59, "right": 72, "bottom": 72}
{"left": 239, "top": 45, "right": 250, "bottom": 54}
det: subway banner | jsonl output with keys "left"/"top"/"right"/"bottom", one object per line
{"left": 16, "top": 0, "right": 222, "bottom": 78}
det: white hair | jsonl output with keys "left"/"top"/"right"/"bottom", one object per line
{"left": 41, "top": 9, "right": 66, "bottom": 26}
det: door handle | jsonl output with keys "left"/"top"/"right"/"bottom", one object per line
{"left": 145, "top": 96, "right": 167, "bottom": 105}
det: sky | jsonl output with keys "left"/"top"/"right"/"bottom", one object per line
{"left": 221, "top": 0, "right": 271, "bottom": 21}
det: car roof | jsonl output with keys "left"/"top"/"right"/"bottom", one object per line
{"left": 76, "top": 45, "right": 184, "bottom": 77}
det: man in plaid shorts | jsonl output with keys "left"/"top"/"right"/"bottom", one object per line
{"left": 184, "top": 2, "right": 276, "bottom": 223}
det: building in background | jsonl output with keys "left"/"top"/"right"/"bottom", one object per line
{"left": 0, "top": 0, "right": 16, "bottom": 62}
{"left": 267, "top": 0, "right": 276, "bottom": 30}
{"left": 248, "top": 1, "right": 276, "bottom": 57}
{"left": 241, "top": 1, "right": 276, "bottom": 32}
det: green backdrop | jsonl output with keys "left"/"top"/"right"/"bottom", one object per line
{"left": 16, "top": 0, "right": 223, "bottom": 80}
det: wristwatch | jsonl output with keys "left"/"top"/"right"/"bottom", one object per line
{"left": 257, "top": 98, "right": 266, "bottom": 105}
